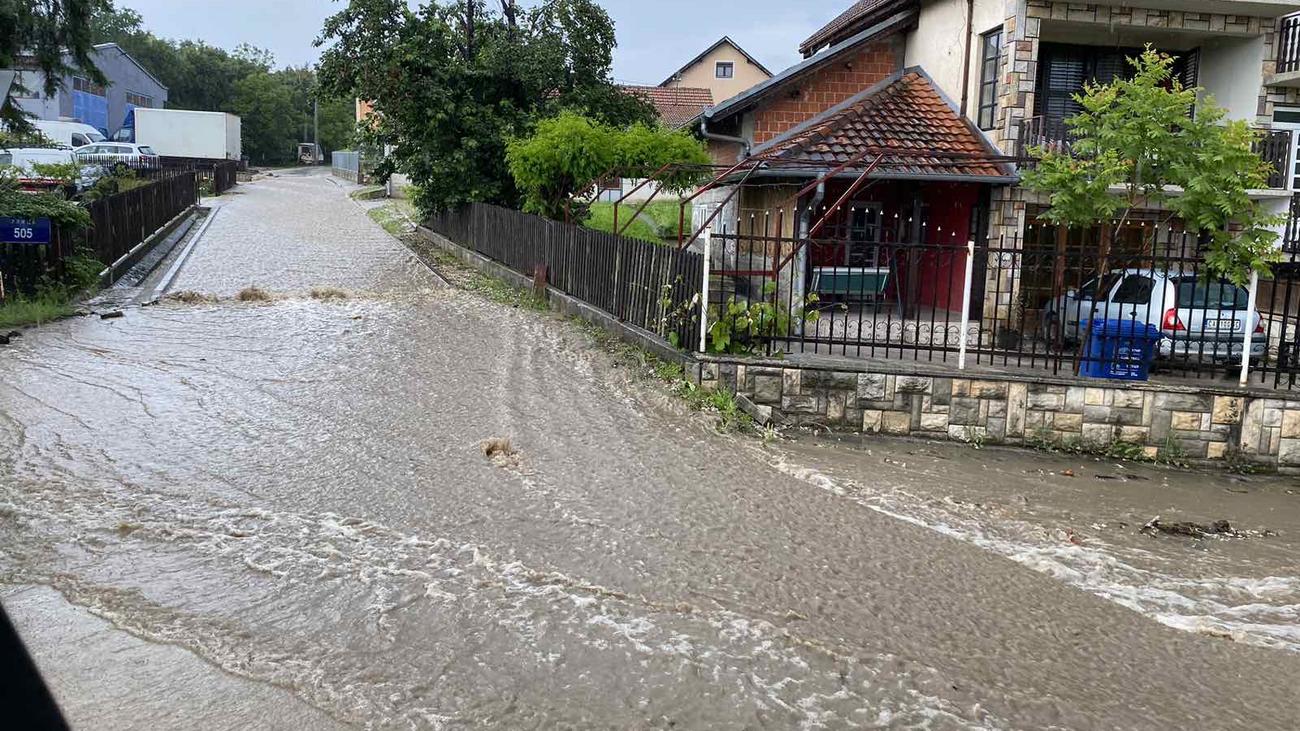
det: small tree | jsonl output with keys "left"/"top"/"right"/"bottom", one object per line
{"left": 507, "top": 112, "right": 710, "bottom": 221}
{"left": 1021, "top": 47, "right": 1282, "bottom": 286}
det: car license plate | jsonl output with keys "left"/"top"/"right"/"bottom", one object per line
{"left": 1212, "top": 319, "right": 1239, "bottom": 331}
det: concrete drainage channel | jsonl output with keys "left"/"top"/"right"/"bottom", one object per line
{"left": 84, "top": 207, "right": 219, "bottom": 312}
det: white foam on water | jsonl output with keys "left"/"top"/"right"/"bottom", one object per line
{"left": 767, "top": 453, "right": 1300, "bottom": 654}
{"left": 0, "top": 475, "right": 1008, "bottom": 730}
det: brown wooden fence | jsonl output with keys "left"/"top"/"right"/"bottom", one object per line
{"left": 84, "top": 171, "right": 198, "bottom": 269}
{"left": 425, "top": 203, "right": 703, "bottom": 347}
{"left": 161, "top": 158, "right": 238, "bottom": 195}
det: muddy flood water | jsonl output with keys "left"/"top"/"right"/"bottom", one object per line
{"left": 3, "top": 171, "right": 1300, "bottom": 730}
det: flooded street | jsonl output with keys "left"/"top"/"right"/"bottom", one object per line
{"left": 3, "top": 169, "right": 1300, "bottom": 729}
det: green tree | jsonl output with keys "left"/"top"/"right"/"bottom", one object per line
{"left": 1022, "top": 48, "right": 1282, "bottom": 285}
{"left": 316, "top": 0, "right": 654, "bottom": 215}
{"left": 232, "top": 72, "right": 299, "bottom": 164}
{"left": 2, "top": 0, "right": 111, "bottom": 130}
{"left": 507, "top": 112, "right": 710, "bottom": 221}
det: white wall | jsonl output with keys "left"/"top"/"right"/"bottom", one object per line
{"left": 903, "top": 0, "right": 1005, "bottom": 127}
{"left": 10, "top": 70, "right": 60, "bottom": 122}
{"left": 1199, "top": 35, "right": 1266, "bottom": 121}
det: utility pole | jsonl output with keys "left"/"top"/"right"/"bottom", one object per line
{"left": 312, "top": 97, "right": 319, "bottom": 163}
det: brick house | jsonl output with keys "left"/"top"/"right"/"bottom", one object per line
{"left": 694, "top": 0, "right": 1300, "bottom": 324}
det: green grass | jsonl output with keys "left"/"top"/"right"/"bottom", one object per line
{"left": 583, "top": 200, "right": 687, "bottom": 245}
{"left": 0, "top": 294, "right": 75, "bottom": 329}
{"left": 367, "top": 200, "right": 418, "bottom": 237}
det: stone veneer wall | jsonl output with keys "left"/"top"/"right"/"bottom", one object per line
{"left": 692, "top": 357, "right": 1300, "bottom": 470}
{"left": 981, "top": 1, "right": 1297, "bottom": 320}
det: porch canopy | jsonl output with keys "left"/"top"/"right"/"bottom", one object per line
{"left": 744, "top": 67, "right": 1016, "bottom": 186}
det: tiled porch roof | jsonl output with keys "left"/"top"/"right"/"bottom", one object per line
{"left": 751, "top": 69, "right": 1013, "bottom": 182}
{"left": 622, "top": 85, "right": 713, "bottom": 128}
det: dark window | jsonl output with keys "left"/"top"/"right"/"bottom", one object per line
{"left": 125, "top": 92, "right": 153, "bottom": 107}
{"left": 72, "top": 76, "right": 105, "bottom": 96}
{"left": 1035, "top": 43, "right": 1199, "bottom": 121}
{"left": 1172, "top": 277, "right": 1249, "bottom": 310}
{"left": 1112, "top": 274, "right": 1155, "bottom": 304}
{"left": 977, "top": 27, "right": 1002, "bottom": 130}
{"left": 1079, "top": 273, "right": 1121, "bottom": 300}
{"left": 715, "top": 61, "right": 734, "bottom": 79}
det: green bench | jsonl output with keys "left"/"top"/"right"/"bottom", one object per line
{"left": 811, "top": 267, "right": 891, "bottom": 301}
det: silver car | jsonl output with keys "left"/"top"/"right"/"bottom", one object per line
{"left": 1043, "top": 269, "right": 1267, "bottom": 363}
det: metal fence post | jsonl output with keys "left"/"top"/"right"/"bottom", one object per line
{"left": 698, "top": 226, "right": 712, "bottom": 354}
{"left": 1239, "top": 269, "right": 1260, "bottom": 387}
{"left": 958, "top": 236, "right": 976, "bottom": 370}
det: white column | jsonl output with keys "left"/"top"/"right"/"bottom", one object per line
{"left": 698, "top": 226, "right": 712, "bottom": 353}
{"left": 1239, "top": 269, "right": 1260, "bottom": 387}
{"left": 958, "top": 238, "right": 976, "bottom": 370}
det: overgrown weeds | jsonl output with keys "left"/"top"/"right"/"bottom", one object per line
{"left": 0, "top": 249, "right": 103, "bottom": 329}
{"left": 1025, "top": 426, "right": 1190, "bottom": 467}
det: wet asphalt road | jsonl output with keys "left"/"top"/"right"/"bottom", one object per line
{"left": 2, "top": 169, "right": 1300, "bottom": 730}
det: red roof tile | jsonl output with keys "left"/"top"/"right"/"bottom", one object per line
{"left": 755, "top": 71, "right": 1009, "bottom": 180}
{"left": 622, "top": 85, "right": 713, "bottom": 128}
{"left": 800, "top": 0, "right": 911, "bottom": 56}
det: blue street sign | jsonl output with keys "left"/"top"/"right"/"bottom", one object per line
{"left": 0, "top": 217, "right": 52, "bottom": 245}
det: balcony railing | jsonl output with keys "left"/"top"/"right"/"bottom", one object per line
{"left": 1016, "top": 116, "right": 1293, "bottom": 190}
{"left": 1279, "top": 14, "right": 1300, "bottom": 75}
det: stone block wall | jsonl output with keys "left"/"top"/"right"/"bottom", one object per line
{"left": 695, "top": 358, "right": 1300, "bottom": 470}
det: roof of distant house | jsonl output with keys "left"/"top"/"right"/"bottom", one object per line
{"left": 659, "top": 36, "right": 773, "bottom": 87}
{"left": 750, "top": 69, "right": 1013, "bottom": 181}
{"left": 799, "top": 0, "right": 914, "bottom": 57}
{"left": 623, "top": 85, "right": 714, "bottom": 128}
{"left": 93, "top": 42, "right": 169, "bottom": 92}
{"left": 707, "top": 9, "right": 917, "bottom": 124}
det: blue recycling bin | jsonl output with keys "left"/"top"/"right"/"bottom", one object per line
{"left": 1079, "top": 319, "right": 1164, "bottom": 381}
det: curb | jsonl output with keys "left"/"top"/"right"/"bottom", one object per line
{"left": 95, "top": 205, "right": 199, "bottom": 289}
{"left": 150, "top": 207, "right": 220, "bottom": 300}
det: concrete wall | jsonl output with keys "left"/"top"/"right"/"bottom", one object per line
{"left": 666, "top": 41, "right": 771, "bottom": 104}
{"left": 93, "top": 45, "right": 168, "bottom": 136}
{"left": 1200, "top": 35, "right": 1268, "bottom": 121}
{"left": 7, "top": 46, "right": 167, "bottom": 136}
{"left": 694, "top": 356, "right": 1300, "bottom": 471}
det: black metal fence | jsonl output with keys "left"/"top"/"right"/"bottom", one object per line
{"left": 425, "top": 203, "right": 704, "bottom": 346}
{"left": 1016, "top": 116, "right": 1293, "bottom": 189}
{"left": 708, "top": 219, "right": 1300, "bottom": 391}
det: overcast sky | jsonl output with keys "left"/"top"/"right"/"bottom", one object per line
{"left": 118, "top": 0, "right": 851, "bottom": 83}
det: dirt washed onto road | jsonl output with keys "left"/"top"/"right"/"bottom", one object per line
{"left": 3, "top": 172, "right": 1300, "bottom": 730}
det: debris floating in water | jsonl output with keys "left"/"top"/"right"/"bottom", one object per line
{"left": 481, "top": 437, "right": 520, "bottom": 468}
{"left": 310, "top": 287, "right": 349, "bottom": 300}
{"left": 1141, "top": 516, "right": 1235, "bottom": 539}
{"left": 236, "top": 286, "right": 273, "bottom": 302}
{"left": 166, "top": 290, "right": 218, "bottom": 304}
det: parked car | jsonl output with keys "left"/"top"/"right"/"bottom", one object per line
{"left": 0, "top": 147, "right": 101, "bottom": 196}
{"left": 1042, "top": 268, "right": 1267, "bottom": 363}
{"left": 74, "top": 142, "right": 161, "bottom": 170}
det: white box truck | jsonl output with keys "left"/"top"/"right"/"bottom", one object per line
{"left": 116, "top": 109, "right": 241, "bottom": 161}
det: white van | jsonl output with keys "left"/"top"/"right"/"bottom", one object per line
{"left": 30, "top": 120, "right": 106, "bottom": 149}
